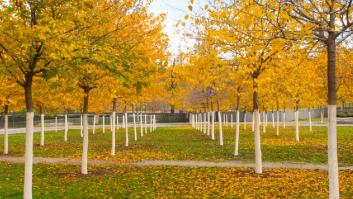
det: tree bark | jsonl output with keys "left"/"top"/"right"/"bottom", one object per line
{"left": 40, "top": 105, "right": 45, "bottom": 146}
{"left": 3, "top": 104, "right": 9, "bottom": 155}
{"left": 234, "top": 95, "right": 240, "bottom": 156}
{"left": 327, "top": 32, "right": 339, "bottom": 199}
{"left": 125, "top": 112, "right": 129, "bottom": 147}
{"left": 64, "top": 110, "right": 68, "bottom": 141}
{"left": 81, "top": 92, "right": 89, "bottom": 174}
{"left": 295, "top": 102, "right": 300, "bottom": 142}
{"left": 253, "top": 80, "right": 262, "bottom": 174}
{"left": 111, "top": 98, "right": 116, "bottom": 155}
{"left": 23, "top": 79, "right": 34, "bottom": 199}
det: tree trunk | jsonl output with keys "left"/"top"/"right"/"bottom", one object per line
{"left": 144, "top": 114, "right": 147, "bottom": 135}
{"left": 80, "top": 114, "right": 83, "bottom": 137}
{"left": 207, "top": 112, "right": 210, "bottom": 136}
{"left": 125, "top": 112, "right": 129, "bottom": 147}
{"left": 309, "top": 109, "right": 312, "bottom": 132}
{"left": 244, "top": 111, "right": 247, "bottom": 130}
{"left": 276, "top": 111, "right": 279, "bottom": 136}
{"left": 23, "top": 79, "right": 34, "bottom": 199}
{"left": 102, "top": 114, "right": 105, "bottom": 133}
{"left": 3, "top": 104, "right": 9, "bottom": 155}
{"left": 295, "top": 103, "right": 300, "bottom": 142}
{"left": 253, "top": 80, "right": 262, "bottom": 174}
{"left": 111, "top": 98, "right": 116, "bottom": 155}
{"left": 140, "top": 112, "right": 143, "bottom": 136}
{"left": 64, "top": 111, "right": 68, "bottom": 141}
{"left": 40, "top": 106, "right": 45, "bottom": 146}
{"left": 327, "top": 33, "right": 339, "bottom": 199}
{"left": 92, "top": 114, "right": 96, "bottom": 134}
{"left": 81, "top": 93, "right": 89, "bottom": 174}
{"left": 55, "top": 116, "right": 58, "bottom": 132}
{"left": 283, "top": 111, "right": 286, "bottom": 128}
{"left": 234, "top": 95, "right": 240, "bottom": 156}
{"left": 218, "top": 111, "right": 223, "bottom": 146}
{"left": 211, "top": 111, "right": 215, "bottom": 140}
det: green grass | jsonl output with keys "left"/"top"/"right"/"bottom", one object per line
{"left": 1, "top": 162, "right": 353, "bottom": 198}
{"left": 0, "top": 125, "right": 353, "bottom": 164}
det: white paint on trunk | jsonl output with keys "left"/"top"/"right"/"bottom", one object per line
{"left": 276, "top": 111, "right": 279, "bottom": 136}
{"left": 254, "top": 110, "right": 262, "bottom": 174}
{"left": 244, "top": 113, "right": 247, "bottom": 130}
{"left": 309, "top": 110, "right": 312, "bottom": 132}
{"left": 234, "top": 110, "right": 240, "bottom": 156}
{"left": 283, "top": 111, "right": 286, "bottom": 128}
{"left": 218, "top": 111, "right": 223, "bottom": 146}
{"left": 140, "top": 113, "right": 143, "bottom": 137}
{"left": 55, "top": 117, "right": 58, "bottom": 132}
{"left": 102, "top": 115, "right": 105, "bottom": 133}
{"left": 80, "top": 114, "right": 83, "bottom": 138}
{"left": 133, "top": 113, "right": 137, "bottom": 141}
{"left": 23, "top": 112, "right": 34, "bottom": 199}
{"left": 328, "top": 105, "right": 339, "bottom": 199}
{"left": 252, "top": 113, "right": 254, "bottom": 132}
{"left": 111, "top": 112, "right": 116, "bottom": 156}
{"left": 272, "top": 112, "right": 275, "bottom": 128}
{"left": 92, "top": 115, "right": 96, "bottom": 135}
{"left": 4, "top": 114, "right": 8, "bottom": 154}
{"left": 321, "top": 109, "right": 324, "bottom": 124}
{"left": 64, "top": 114, "right": 68, "bottom": 141}
{"left": 207, "top": 112, "right": 210, "bottom": 136}
{"left": 125, "top": 112, "right": 129, "bottom": 147}
{"left": 81, "top": 113, "right": 88, "bottom": 174}
{"left": 295, "top": 111, "right": 299, "bottom": 142}
{"left": 150, "top": 115, "right": 153, "bottom": 133}
{"left": 40, "top": 114, "right": 44, "bottom": 146}
{"left": 211, "top": 112, "right": 215, "bottom": 140}
{"left": 144, "top": 114, "right": 147, "bottom": 135}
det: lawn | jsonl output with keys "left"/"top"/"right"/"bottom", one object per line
{"left": 1, "top": 162, "right": 353, "bottom": 198}
{"left": 0, "top": 125, "right": 353, "bottom": 165}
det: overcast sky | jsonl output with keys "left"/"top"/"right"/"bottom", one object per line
{"left": 149, "top": 0, "right": 207, "bottom": 55}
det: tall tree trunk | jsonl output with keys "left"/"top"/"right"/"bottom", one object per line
{"left": 309, "top": 109, "right": 312, "bottom": 132}
{"left": 295, "top": 102, "right": 300, "bottom": 142}
{"left": 207, "top": 111, "right": 210, "bottom": 136}
{"left": 3, "top": 104, "right": 9, "bottom": 155}
{"left": 40, "top": 105, "right": 45, "bottom": 146}
{"left": 234, "top": 95, "right": 240, "bottom": 156}
{"left": 133, "top": 106, "right": 137, "bottom": 141}
{"left": 64, "top": 110, "right": 68, "bottom": 142}
{"left": 244, "top": 111, "right": 247, "bottom": 130}
{"left": 327, "top": 33, "right": 339, "bottom": 199}
{"left": 24, "top": 79, "right": 34, "bottom": 199}
{"left": 81, "top": 92, "right": 89, "bottom": 174}
{"left": 102, "top": 114, "right": 105, "bottom": 133}
{"left": 111, "top": 98, "right": 117, "bottom": 155}
{"left": 211, "top": 111, "right": 215, "bottom": 140}
{"left": 125, "top": 111, "right": 129, "bottom": 147}
{"left": 253, "top": 80, "right": 262, "bottom": 174}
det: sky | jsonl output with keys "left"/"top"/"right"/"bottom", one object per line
{"left": 149, "top": 0, "right": 206, "bottom": 56}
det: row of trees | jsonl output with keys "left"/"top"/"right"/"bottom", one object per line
{"left": 0, "top": 1, "right": 168, "bottom": 198}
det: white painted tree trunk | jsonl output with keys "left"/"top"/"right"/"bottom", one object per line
{"left": 144, "top": 114, "right": 147, "bottom": 134}
{"left": 40, "top": 114, "right": 44, "bottom": 146}
{"left": 230, "top": 113, "right": 233, "bottom": 128}
{"left": 218, "top": 111, "right": 223, "bottom": 146}
{"left": 153, "top": 115, "right": 156, "bottom": 131}
{"left": 328, "top": 105, "right": 339, "bottom": 199}
{"left": 254, "top": 110, "right": 262, "bottom": 174}
{"left": 80, "top": 114, "right": 83, "bottom": 138}
{"left": 23, "top": 112, "right": 34, "bottom": 199}
{"left": 207, "top": 112, "right": 210, "bottom": 136}
{"left": 321, "top": 109, "right": 324, "bottom": 124}
{"left": 252, "top": 113, "right": 255, "bottom": 132}
{"left": 140, "top": 113, "right": 143, "bottom": 137}
{"left": 81, "top": 113, "right": 88, "bottom": 174}
{"left": 111, "top": 112, "right": 116, "bottom": 155}
{"left": 64, "top": 114, "right": 68, "bottom": 141}
{"left": 309, "top": 110, "right": 312, "bottom": 132}
{"left": 55, "top": 116, "right": 58, "bottom": 132}
{"left": 4, "top": 114, "right": 8, "bottom": 154}
{"left": 117, "top": 115, "right": 120, "bottom": 129}
{"left": 150, "top": 115, "right": 153, "bottom": 133}
{"left": 234, "top": 110, "right": 240, "bottom": 156}
{"left": 125, "top": 112, "right": 129, "bottom": 147}
{"left": 211, "top": 112, "right": 215, "bottom": 140}
{"left": 265, "top": 113, "right": 268, "bottom": 127}
{"left": 295, "top": 111, "right": 299, "bottom": 142}
{"left": 272, "top": 112, "right": 275, "bottom": 128}
{"left": 283, "top": 111, "right": 286, "bottom": 128}
{"left": 102, "top": 115, "right": 105, "bottom": 133}
{"left": 110, "top": 115, "right": 112, "bottom": 131}
{"left": 244, "top": 113, "right": 247, "bottom": 130}
{"left": 92, "top": 115, "right": 96, "bottom": 134}
{"left": 276, "top": 111, "right": 279, "bottom": 136}
{"left": 133, "top": 113, "right": 137, "bottom": 141}
{"left": 262, "top": 113, "right": 266, "bottom": 133}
